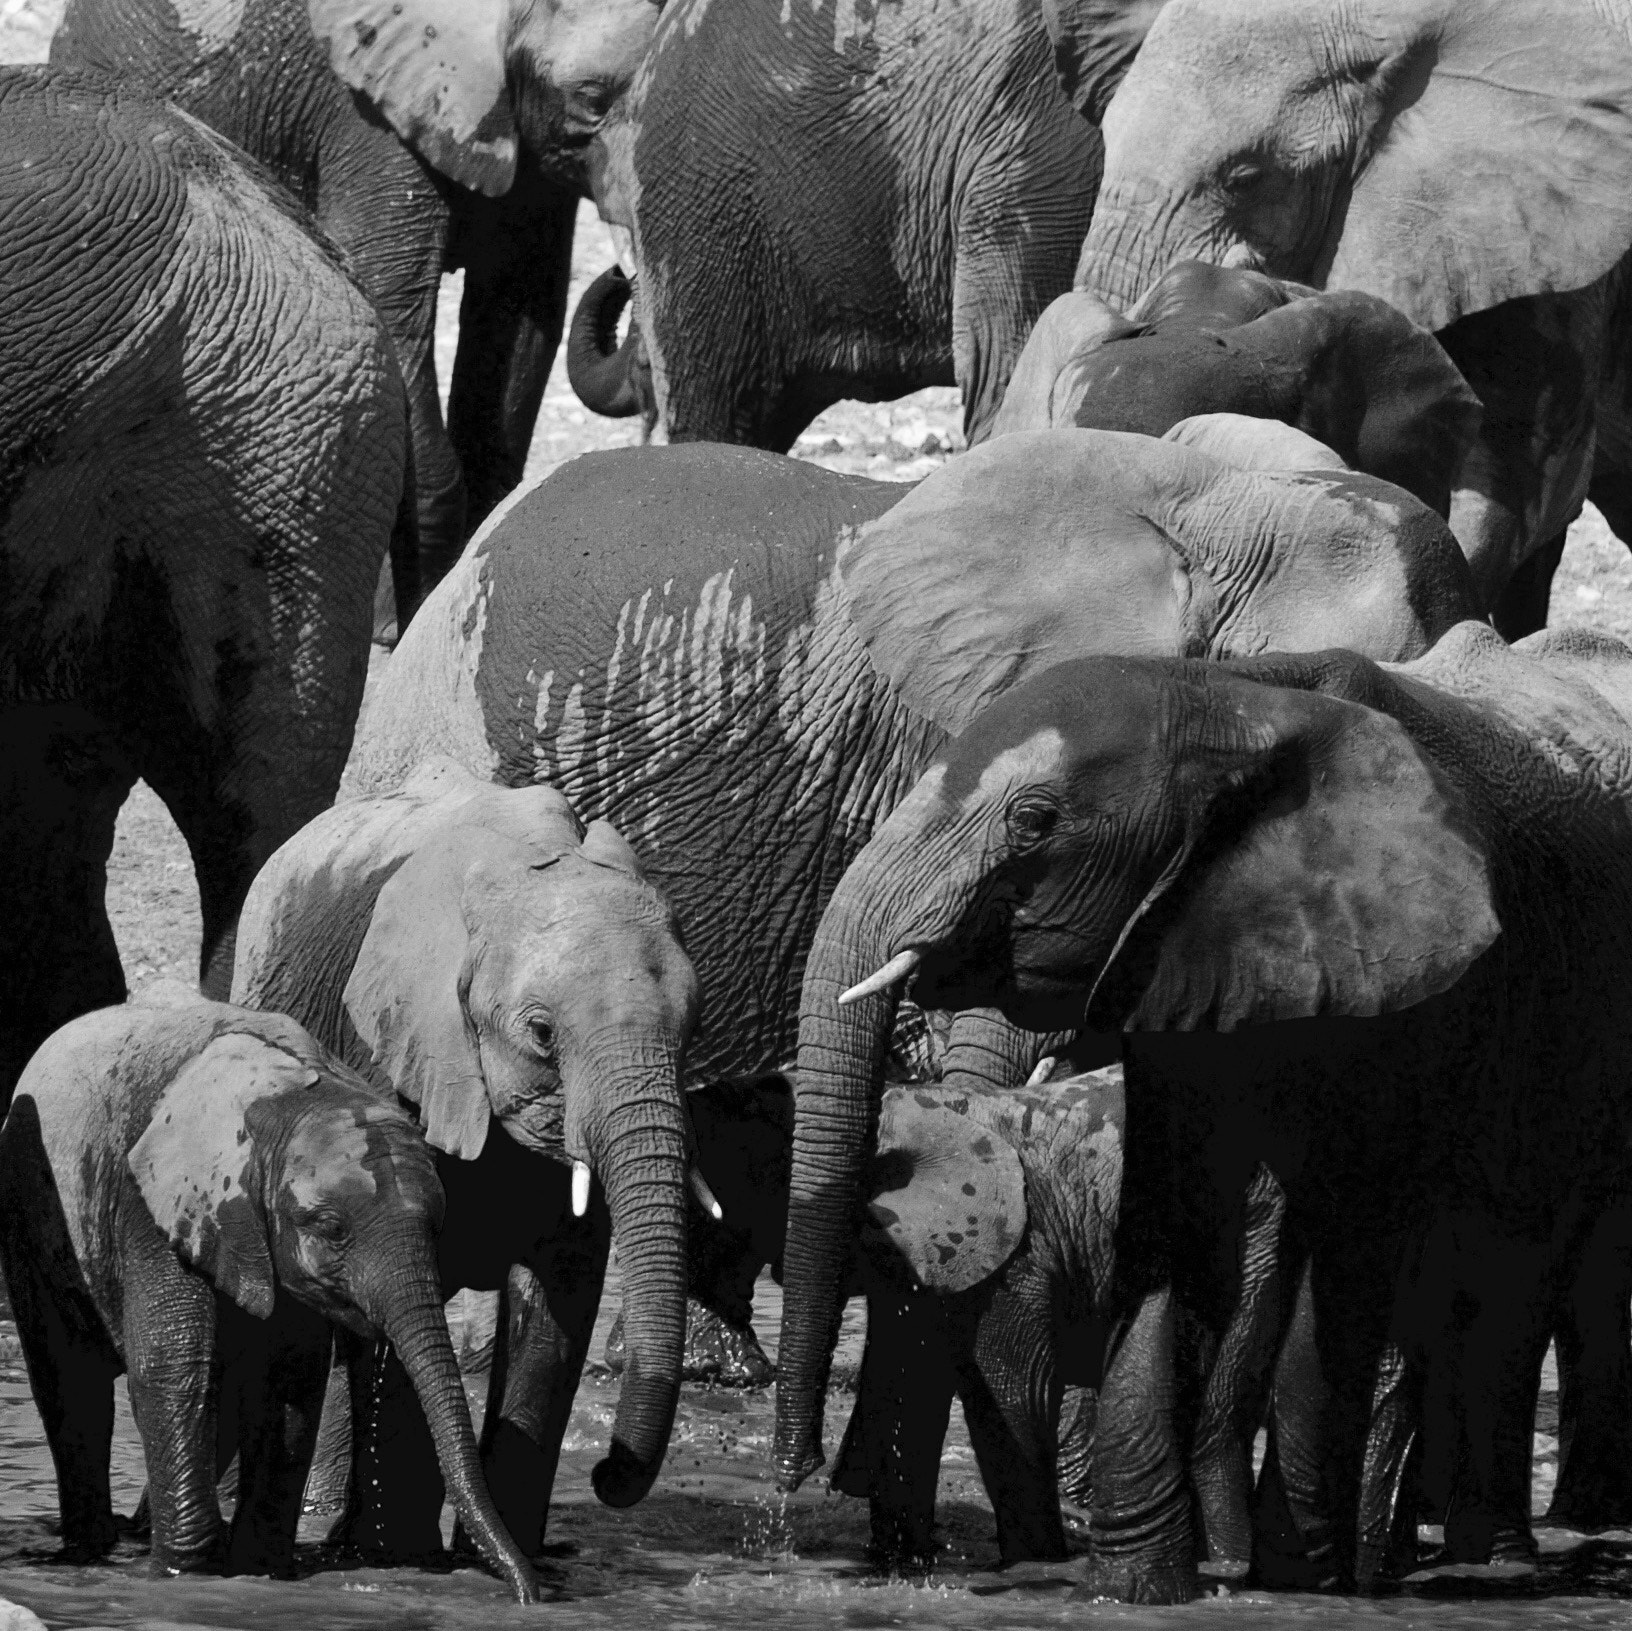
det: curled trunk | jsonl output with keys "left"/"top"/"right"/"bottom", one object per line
{"left": 578, "top": 1050, "right": 690, "bottom": 1507}
{"left": 567, "top": 265, "right": 649, "bottom": 419}
{"left": 774, "top": 857, "right": 902, "bottom": 1490}
{"left": 365, "top": 1248, "right": 540, "bottom": 1603}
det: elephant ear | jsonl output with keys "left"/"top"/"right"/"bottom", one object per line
{"left": 1097, "top": 673, "right": 1501, "bottom": 1031}
{"left": 991, "top": 291, "right": 1136, "bottom": 437}
{"left": 863, "top": 1089, "right": 1026, "bottom": 1294}
{"left": 128, "top": 1032, "right": 321, "bottom": 1318}
{"left": 305, "top": 0, "right": 517, "bottom": 196}
{"left": 839, "top": 429, "right": 1221, "bottom": 734}
{"left": 1041, "top": 0, "right": 1169, "bottom": 124}
{"left": 343, "top": 827, "right": 498, "bottom": 1159}
{"left": 1325, "top": 0, "right": 1632, "bottom": 330}
{"left": 1164, "top": 412, "right": 1350, "bottom": 474}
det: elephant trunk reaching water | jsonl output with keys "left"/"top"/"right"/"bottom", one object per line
{"left": 574, "top": 1043, "right": 691, "bottom": 1506}
{"left": 353, "top": 1230, "right": 541, "bottom": 1603}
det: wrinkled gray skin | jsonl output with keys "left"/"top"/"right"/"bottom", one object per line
{"left": 777, "top": 623, "right": 1632, "bottom": 1600}
{"left": 581, "top": 0, "right": 1102, "bottom": 446}
{"left": 1072, "top": 0, "right": 1632, "bottom": 639}
{"left": 231, "top": 758, "right": 699, "bottom": 1555}
{"left": 0, "top": 1001, "right": 538, "bottom": 1602}
{"left": 53, "top": 0, "right": 660, "bottom": 627}
{"left": 0, "top": 70, "right": 404, "bottom": 1111}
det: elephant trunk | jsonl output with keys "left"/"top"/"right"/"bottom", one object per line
{"left": 361, "top": 1237, "right": 540, "bottom": 1603}
{"left": 774, "top": 855, "right": 904, "bottom": 1491}
{"left": 577, "top": 1047, "right": 690, "bottom": 1507}
{"left": 1075, "top": 192, "right": 1170, "bottom": 314}
{"left": 567, "top": 265, "right": 648, "bottom": 418}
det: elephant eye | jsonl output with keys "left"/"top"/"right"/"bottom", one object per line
{"left": 298, "top": 1208, "right": 348, "bottom": 1245}
{"left": 1007, "top": 799, "right": 1061, "bottom": 846}
{"left": 1221, "top": 159, "right": 1266, "bottom": 195}
{"left": 529, "top": 1018, "right": 557, "bottom": 1057}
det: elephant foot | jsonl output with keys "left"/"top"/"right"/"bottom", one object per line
{"left": 1075, "top": 1553, "right": 1198, "bottom": 1605}
{"left": 225, "top": 1530, "right": 297, "bottom": 1580}
{"left": 1546, "top": 1470, "right": 1632, "bottom": 1533}
{"left": 1443, "top": 1508, "right": 1537, "bottom": 1568}
{"left": 59, "top": 1512, "right": 119, "bottom": 1564}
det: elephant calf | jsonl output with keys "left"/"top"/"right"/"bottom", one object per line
{"left": 0, "top": 999, "right": 537, "bottom": 1601}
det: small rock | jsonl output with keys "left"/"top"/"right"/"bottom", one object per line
{"left": 0, "top": 1598, "right": 48, "bottom": 1631}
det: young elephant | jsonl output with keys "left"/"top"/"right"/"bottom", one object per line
{"left": 231, "top": 756, "right": 699, "bottom": 1558}
{"left": 992, "top": 260, "right": 1483, "bottom": 519}
{"left": 0, "top": 1000, "right": 536, "bottom": 1601}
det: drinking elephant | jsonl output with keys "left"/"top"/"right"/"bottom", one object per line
{"left": 0, "top": 999, "right": 538, "bottom": 1601}
{"left": 774, "top": 621, "right": 1632, "bottom": 1599}
{"left": 230, "top": 757, "right": 699, "bottom": 1556}
{"left": 576, "top": 0, "right": 1103, "bottom": 447}
{"left": 0, "top": 69, "right": 406, "bottom": 1111}
{"left": 53, "top": 0, "right": 661, "bottom": 621}
{"left": 1070, "top": 0, "right": 1632, "bottom": 637}
{"left": 994, "top": 261, "right": 1483, "bottom": 519}
{"left": 352, "top": 431, "right": 1479, "bottom": 1097}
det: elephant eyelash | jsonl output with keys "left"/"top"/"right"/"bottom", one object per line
{"left": 528, "top": 1018, "right": 557, "bottom": 1055}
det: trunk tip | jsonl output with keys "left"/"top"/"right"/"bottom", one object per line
{"left": 592, "top": 1442, "right": 663, "bottom": 1509}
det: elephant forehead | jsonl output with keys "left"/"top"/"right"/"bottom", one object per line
{"left": 281, "top": 1108, "right": 400, "bottom": 1205}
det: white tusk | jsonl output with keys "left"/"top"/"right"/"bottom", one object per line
{"left": 1025, "top": 1055, "right": 1057, "bottom": 1088}
{"left": 689, "top": 1165, "right": 724, "bottom": 1221}
{"left": 571, "top": 1159, "right": 592, "bottom": 1218}
{"left": 838, "top": 948, "right": 922, "bottom": 1006}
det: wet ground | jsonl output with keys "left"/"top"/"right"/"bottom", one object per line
{"left": 5, "top": 1268, "right": 1632, "bottom": 1630}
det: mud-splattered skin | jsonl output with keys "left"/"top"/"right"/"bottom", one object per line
{"left": 0, "top": 1000, "right": 538, "bottom": 1600}
{"left": 0, "top": 69, "right": 404, "bottom": 1110}
{"left": 356, "top": 447, "right": 945, "bottom": 1084}
{"left": 596, "top": 0, "right": 1102, "bottom": 447}
{"left": 53, "top": 0, "right": 659, "bottom": 597}
{"left": 780, "top": 623, "right": 1632, "bottom": 1601}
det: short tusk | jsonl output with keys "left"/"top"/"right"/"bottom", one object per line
{"left": 1025, "top": 1055, "right": 1057, "bottom": 1088}
{"left": 689, "top": 1165, "right": 724, "bottom": 1221}
{"left": 838, "top": 948, "right": 922, "bottom": 1006}
{"left": 572, "top": 1159, "right": 592, "bottom": 1218}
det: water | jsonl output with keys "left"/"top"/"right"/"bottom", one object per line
{"left": 3, "top": 1274, "right": 1631, "bottom": 1630}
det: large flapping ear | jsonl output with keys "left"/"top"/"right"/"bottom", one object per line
{"left": 1099, "top": 674, "right": 1500, "bottom": 1032}
{"left": 579, "top": 818, "right": 646, "bottom": 877}
{"left": 129, "top": 1033, "right": 320, "bottom": 1318}
{"left": 1041, "top": 0, "right": 1169, "bottom": 124}
{"left": 1325, "top": 0, "right": 1632, "bottom": 330}
{"left": 305, "top": 0, "right": 517, "bottom": 196}
{"left": 863, "top": 1089, "right": 1026, "bottom": 1294}
{"left": 990, "top": 290, "right": 1136, "bottom": 437}
{"left": 1234, "top": 290, "right": 1482, "bottom": 515}
{"left": 1164, "top": 412, "right": 1350, "bottom": 474}
{"left": 839, "top": 429, "right": 1223, "bottom": 734}
{"left": 343, "top": 828, "right": 511, "bottom": 1159}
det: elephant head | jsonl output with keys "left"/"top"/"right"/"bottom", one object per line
{"left": 127, "top": 1021, "right": 539, "bottom": 1600}
{"left": 836, "top": 427, "right": 1481, "bottom": 741}
{"left": 772, "top": 652, "right": 1501, "bottom": 1487}
{"left": 993, "top": 261, "right": 1482, "bottom": 518}
{"left": 1076, "top": 0, "right": 1632, "bottom": 332}
{"left": 235, "top": 757, "right": 699, "bottom": 1506}
{"left": 305, "top": 0, "right": 663, "bottom": 192}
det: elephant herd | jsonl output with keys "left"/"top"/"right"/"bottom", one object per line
{"left": 5, "top": 0, "right": 1632, "bottom": 1612}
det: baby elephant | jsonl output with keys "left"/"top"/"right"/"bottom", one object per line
{"left": 0, "top": 1000, "right": 537, "bottom": 1600}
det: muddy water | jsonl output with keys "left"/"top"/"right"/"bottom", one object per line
{"left": 3, "top": 1272, "right": 1631, "bottom": 1630}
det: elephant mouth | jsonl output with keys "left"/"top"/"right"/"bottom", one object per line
{"left": 910, "top": 944, "right": 1093, "bottom": 1033}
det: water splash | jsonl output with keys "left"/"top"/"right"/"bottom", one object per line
{"left": 738, "top": 1493, "right": 796, "bottom": 1563}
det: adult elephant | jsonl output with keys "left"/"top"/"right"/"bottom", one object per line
{"left": 994, "top": 260, "right": 1483, "bottom": 519}
{"left": 231, "top": 758, "right": 699, "bottom": 1555}
{"left": 351, "top": 431, "right": 1478, "bottom": 1090}
{"left": 52, "top": 0, "right": 660, "bottom": 623}
{"left": 575, "top": 0, "right": 1103, "bottom": 448}
{"left": 0, "top": 68, "right": 406, "bottom": 1109}
{"left": 1069, "top": 0, "right": 1632, "bottom": 638}
{"left": 773, "top": 623, "right": 1632, "bottom": 1599}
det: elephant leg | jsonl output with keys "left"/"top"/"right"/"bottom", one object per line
{"left": 224, "top": 1304, "right": 332, "bottom": 1577}
{"left": 1056, "top": 1383, "right": 1098, "bottom": 1511}
{"left": 1189, "top": 1163, "right": 1286, "bottom": 1573}
{"left": 1352, "top": 1339, "right": 1423, "bottom": 1590}
{"left": 1084, "top": 1283, "right": 1198, "bottom": 1604}
{"left": 122, "top": 1233, "right": 225, "bottom": 1573}
{"left": 1489, "top": 529, "right": 1567, "bottom": 641}
{"left": 1435, "top": 1213, "right": 1552, "bottom": 1567}
{"left": 953, "top": 1269, "right": 1068, "bottom": 1563}
{"left": 302, "top": 1345, "right": 357, "bottom": 1523}
{"left": 446, "top": 176, "right": 579, "bottom": 532}
{"left": 473, "top": 1227, "right": 611, "bottom": 1557}
{"left": 0, "top": 705, "right": 133, "bottom": 1106}
{"left": 1549, "top": 1193, "right": 1632, "bottom": 1529}
{"left": 830, "top": 1281, "right": 954, "bottom": 1568}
